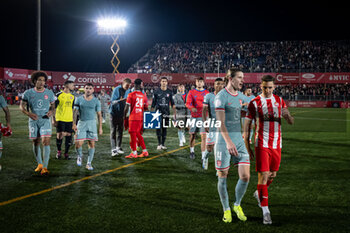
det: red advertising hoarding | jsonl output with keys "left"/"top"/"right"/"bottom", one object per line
{"left": 3, "top": 68, "right": 30, "bottom": 81}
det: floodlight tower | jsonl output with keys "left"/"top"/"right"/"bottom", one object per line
{"left": 97, "top": 18, "right": 127, "bottom": 75}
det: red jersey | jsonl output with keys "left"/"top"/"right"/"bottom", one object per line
{"left": 126, "top": 91, "right": 148, "bottom": 121}
{"left": 246, "top": 94, "right": 287, "bottom": 150}
{"left": 186, "top": 89, "right": 209, "bottom": 118}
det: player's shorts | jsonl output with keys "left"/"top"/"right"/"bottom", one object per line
{"left": 255, "top": 147, "right": 281, "bottom": 172}
{"left": 76, "top": 120, "right": 98, "bottom": 141}
{"left": 214, "top": 141, "right": 250, "bottom": 171}
{"left": 28, "top": 118, "right": 52, "bottom": 139}
{"left": 206, "top": 128, "right": 217, "bottom": 145}
{"left": 57, "top": 121, "right": 73, "bottom": 133}
{"left": 129, "top": 120, "right": 143, "bottom": 133}
{"left": 189, "top": 117, "right": 206, "bottom": 134}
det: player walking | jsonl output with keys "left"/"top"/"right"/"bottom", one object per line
{"left": 151, "top": 77, "right": 176, "bottom": 150}
{"left": 0, "top": 93, "right": 11, "bottom": 171}
{"left": 214, "top": 68, "right": 250, "bottom": 223}
{"left": 244, "top": 75, "right": 294, "bottom": 224}
{"left": 53, "top": 80, "right": 75, "bottom": 159}
{"left": 186, "top": 77, "right": 209, "bottom": 159}
{"left": 124, "top": 79, "right": 149, "bottom": 158}
{"left": 202, "top": 78, "right": 224, "bottom": 169}
{"left": 20, "top": 71, "right": 55, "bottom": 175}
{"left": 173, "top": 84, "right": 189, "bottom": 147}
{"left": 73, "top": 83, "right": 103, "bottom": 171}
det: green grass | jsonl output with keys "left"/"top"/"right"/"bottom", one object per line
{"left": 0, "top": 106, "right": 349, "bottom": 233}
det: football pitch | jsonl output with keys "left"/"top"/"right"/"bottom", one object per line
{"left": 0, "top": 106, "right": 349, "bottom": 233}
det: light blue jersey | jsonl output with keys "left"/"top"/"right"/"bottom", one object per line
{"left": 214, "top": 88, "right": 250, "bottom": 169}
{"left": 242, "top": 94, "right": 255, "bottom": 112}
{"left": 74, "top": 96, "right": 101, "bottom": 121}
{"left": 215, "top": 88, "right": 245, "bottom": 141}
{"left": 22, "top": 88, "right": 55, "bottom": 118}
{"left": 203, "top": 92, "right": 217, "bottom": 119}
{"left": 0, "top": 95, "right": 7, "bottom": 109}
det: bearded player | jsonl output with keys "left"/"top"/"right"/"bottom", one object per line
{"left": 214, "top": 68, "right": 250, "bottom": 223}
{"left": 244, "top": 75, "right": 294, "bottom": 224}
{"left": 202, "top": 78, "right": 224, "bottom": 169}
{"left": 20, "top": 71, "right": 55, "bottom": 175}
{"left": 124, "top": 79, "right": 149, "bottom": 158}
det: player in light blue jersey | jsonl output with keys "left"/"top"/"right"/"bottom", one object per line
{"left": 202, "top": 78, "right": 224, "bottom": 170}
{"left": 73, "top": 83, "right": 103, "bottom": 171}
{"left": 214, "top": 68, "right": 250, "bottom": 223}
{"left": 20, "top": 71, "right": 55, "bottom": 175}
{"left": 241, "top": 87, "right": 255, "bottom": 144}
{"left": 0, "top": 94, "right": 11, "bottom": 171}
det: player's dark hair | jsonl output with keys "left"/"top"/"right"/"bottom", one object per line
{"left": 123, "top": 78, "right": 131, "bottom": 84}
{"left": 31, "top": 71, "right": 48, "bottom": 84}
{"left": 160, "top": 77, "right": 168, "bottom": 81}
{"left": 261, "top": 75, "right": 275, "bottom": 83}
{"left": 224, "top": 68, "right": 242, "bottom": 85}
{"left": 196, "top": 77, "right": 204, "bottom": 81}
{"left": 134, "top": 78, "right": 142, "bottom": 86}
{"left": 85, "top": 83, "right": 94, "bottom": 87}
{"left": 64, "top": 80, "right": 74, "bottom": 85}
{"left": 215, "top": 78, "right": 223, "bottom": 82}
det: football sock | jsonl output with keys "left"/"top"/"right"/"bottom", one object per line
{"left": 262, "top": 206, "right": 270, "bottom": 215}
{"left": 136, "top": 133, "right": 146, "bottom": 150}
{"left": 218, "top": 177, "right": 230, "bottom": 211}
{"left": 249, "top": 129, "right": 254, "bottom": 141}
{"left": 190, "top": 147, "right": 194, "bottom": 153}
{"left": 161, "top": 128, "right": 167, "bottom": 145}
{"left": 33, "top": 145, "right": 43, "bottom": 164}
{"left": 43, "top": 145, "right": 50, "bottom": 168}
{"left": 87, "top": 148, "right": 95, "bottom": 163}
{"left": 56, "top": 138, "right": 63, "bottom": 151}
{"left": 234, "top": 179, "right": 249, "bottom": 206}
{"left": 76, "top": 147, "right": 83, "bottom": 157}
{"left": 156, "top": 129, "right": 162, "bottom": 145}
{"left": 178, "top": 130, "right": 182, "bottom": 142}
{"left": 202, "top": 150, "right": 208, "bottom": 159}
{"left": 267, "top": 179, "right": 273, "bottom": 187}
{"left": 257, "top": 184, "right": 269, "bottom": 207}
{"left": 65, "top": 136, "right": 72, "bottom": 154}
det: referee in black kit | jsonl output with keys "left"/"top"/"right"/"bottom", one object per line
{"left": 151, "top": 77, "right": 176, "bottom": 150}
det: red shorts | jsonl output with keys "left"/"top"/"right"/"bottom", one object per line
{"left": 129, "top": 120, "right": 143, "bottom": 133}
{"left": 255, "top": 147, "right": 281, "bottom": 172}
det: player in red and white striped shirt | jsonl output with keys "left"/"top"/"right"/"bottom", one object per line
{"left": 244, "top": 75, "right": 294, "bottom": 225}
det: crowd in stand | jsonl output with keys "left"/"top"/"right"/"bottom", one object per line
{"left": 128, "top": 40, "right": 350, "bottom": 74}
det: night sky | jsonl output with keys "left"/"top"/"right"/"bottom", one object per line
{"left": 1, "top": 0, "right": 349, "bottom": 73}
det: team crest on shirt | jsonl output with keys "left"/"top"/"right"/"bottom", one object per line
{"left": 70, "top": 96, "right": 73, "bottom": 99}
{"left": 44, "top": 95, "right": 48, "bottom": 99}
{"left": 166, "top": 94, "right": 169, "bottom": 97}
{"left": 217, "top": 160, "right": 222, "bottom": 167}
{"left": 274, "top": 102, "right": 279, "bottom": 107}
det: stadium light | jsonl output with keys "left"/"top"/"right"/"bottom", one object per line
{"left": 97, "top": 17, "right": 127, "bottom": 74}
